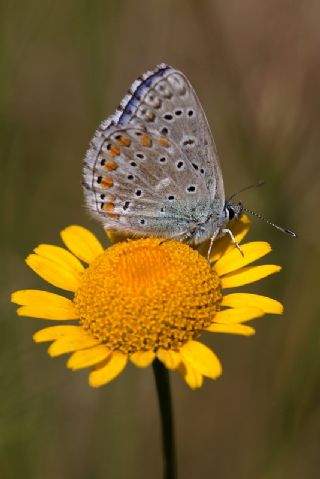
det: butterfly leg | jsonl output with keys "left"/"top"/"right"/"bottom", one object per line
{"left": 220, "top": 228, "right": 244, "bottom": 257}
{"left": 207, "top": 231, "right": 219, "bottom": 262}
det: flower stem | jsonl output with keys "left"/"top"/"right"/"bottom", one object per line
{"left": 152, "top": 359, "right": 177, "bottom": 479}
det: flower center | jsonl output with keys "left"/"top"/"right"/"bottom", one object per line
{"left": 115, "top": 245, "right": 171, "bottom": 292}
{"left": 74, "top": 238, "right": 222, "bottom": 354}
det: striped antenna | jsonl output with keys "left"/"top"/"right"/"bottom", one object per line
{"left": 242, "top": 207, "right": 297, "bottom": 238}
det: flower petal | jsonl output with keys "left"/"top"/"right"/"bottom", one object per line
{"left": 26, "top": 253, "right": 82, "bottom": 292}
{"left": 33, "top": 325, "right": 81, "bottom": 342}
{"left": 48, "top": 330, "right": 99, "bottom": 357}
{"left": 207, "top": 323, "right": 256, "bottom": 336}
{"left": 177, "top": 361, "right": 203, "bottom": 389}
{"left": 11, "top": 289, "right": 77, "bottom": 320}
{"left": 213, "top": 307, "right": 264, "bottom": 324}
{"left": 67, "top": 345, "right": 111, "bottom": 370}
{"left": 157, "top": 349, "right": 181, "bottom": 369}
{"left": 214, "top": 242, "right": 271, "bottom": 276}
{"left": 34, "top": 245, "right": 84, "bottom": 273}
{"left": 180, "top": 341, "right": 222, "bottom": 379}
{"left": 61, "top": 225, "right": 104, "bottom": 263}
{"left": 222, "top": 293, "right": 283, "bottom": 314}
{"left": 89, "top": 352, "right": 127, "bottom": 387}
{"left": 130, "top": 351, "right": 155, "bottom": 367}
{"left": 221, "top": 265, "right": 281, "bottom": 288}
{"left": 210, "top": 214, "right": 251, "bottom": 262}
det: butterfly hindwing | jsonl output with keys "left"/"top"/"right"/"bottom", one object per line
{"left": 84, "top": 125, "right": 211, "bottom": 238}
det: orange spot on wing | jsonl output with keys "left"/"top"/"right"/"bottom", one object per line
{"left": 105, "top": 160, "right": 118, "bottom": 171}
{"left": 103, "top": 203, "right": 114, "bottom": 212}
{"left": 109, "top": 146, "right": 120, "bottom": 156}
{"left": 140, "top": 134, "right": 152, "bottom": 147}
{"left": 102, "top": 177, "right": 113, "bottom": 188}
{"left": 159, "top": 137, "right": 170, "bottom": 148}
{"left": 117, "top": 137, "right": 131, "bottom": 147}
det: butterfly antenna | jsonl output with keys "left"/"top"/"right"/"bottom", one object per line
{"left": 242, "top": 207, "right": 297, "bottom": 238}
{"left": 228, "top": 180, "right": 265, "bottom": 201}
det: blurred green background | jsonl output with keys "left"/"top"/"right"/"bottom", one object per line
{"left": 1, "top": 1, "right": 319, "bottom": 478}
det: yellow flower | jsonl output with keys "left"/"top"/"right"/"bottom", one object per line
{"left": 11, "top": 216, "right": 283, "bottom": 389}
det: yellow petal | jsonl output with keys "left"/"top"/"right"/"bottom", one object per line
{"left": 207, "top": 323, "right": 255, "bottom": 336}
{"left": 12, "top": 290, "right": 77, "bottom": 320}
{"left": 130, "top": 351, "right": 155, "bottom": 367}
{"left": 89, "top": 352, "right": 127, "bottom": 387}
{"left": 33, "top": 325, "right": 81, "bottom": 342}
{"left": 214, "top": 242, "right": 271, "bottom": 276}
{"left": 48, "top": 330, "right": 99, "bottom": 357}
{"left": 210, "top": 214, "right": 251, "bottom": 262}
{"left": 157, "top": 349, "right": 181, "bottom": 369}
{"left": 221, "top": 265, "right": 281, "bottom": 288}
{"left": 180, "top": 341, "right": 222, "bottom": 379}
{"left": 177, "top": 361, "right": 203, "bottom": 389}
{"left": 213, "top": 307, "right": 264, "bottom": 324}
{"left": 34, "top": 244, "right": 84, "bottom": 273}
{"left": 67, "top": 345, "right": 111, "bottom": 370}
{"left": 61, "top": 225, "right": 104, "bottom": 263}
{"left": 222, "top": 293, "right": 283, "bottom": 314}
{"left": 26, "top": 254, "right": 81, "bottom": 292}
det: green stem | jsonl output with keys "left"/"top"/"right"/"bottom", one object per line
{"left": 152, "top": 359, "right": 177, "bottom": 479}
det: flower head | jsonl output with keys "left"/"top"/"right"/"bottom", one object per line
{"left": 11, "top": 216, "right": 283, "bottom": 389}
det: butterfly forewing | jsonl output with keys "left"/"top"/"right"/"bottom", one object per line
{"left": 83, "top": 64, "right": 226, "bottom": 242}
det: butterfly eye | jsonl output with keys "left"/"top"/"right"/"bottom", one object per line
{"left": 187, "top": 109, "right": 194, "bottom": 117}
{"left": 228, "top": 207, "right": 235, "bottom": 220}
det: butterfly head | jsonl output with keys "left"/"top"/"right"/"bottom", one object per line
{"left": 224, "top": 200, "right": 243, "bottom": 222}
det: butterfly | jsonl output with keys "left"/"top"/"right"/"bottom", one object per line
{"left": 83, "top": 63, "right": 295, "bottom": 250}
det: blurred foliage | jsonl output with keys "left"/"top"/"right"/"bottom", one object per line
{"left": 1, "top": 0, "right": 319, "bottom": 478}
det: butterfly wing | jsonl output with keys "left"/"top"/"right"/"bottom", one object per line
{"left": 83, "top": 64, "right": 226, "bottom": 242}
